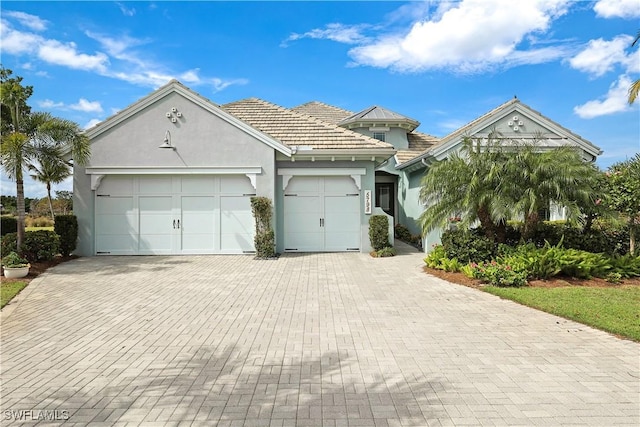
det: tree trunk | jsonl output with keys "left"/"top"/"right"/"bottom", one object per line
{"left": 495, "top": 219, "right": 507, "bottom": 244}
{"left": 16, "top": 177, "right": 25, "bottom": 250}
{"left": 47, "top": 182, "right": 55, "bottom": 220}
{"left": 477, "top": 205, "right": 496, "bottom": 241}
{"left": 523, "top": 211, "right": 539, "bottom": 241}
{"left": 630, "top": 223, "right": 636, "bottom": 256}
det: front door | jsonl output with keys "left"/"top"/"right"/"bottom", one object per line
{"left": 375, "top": 183, "right": 395, "bottom": 218}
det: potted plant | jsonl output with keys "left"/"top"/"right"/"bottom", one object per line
{"left": 2, "top": 252, "right": 30, "bottom": 279}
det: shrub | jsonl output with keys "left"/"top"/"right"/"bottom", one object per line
{"left": 373, "top": 247, "right": 397, "bottom": 258}
{"left": 424, "top": 245, "right": 448, "bottom": 269}
{"left": 369, "top": 215, "right": 390, "bottom": 251}
{"left": 250, "top": 197, "right": 275, "bottom": 258}
{"left": 21, "top": 230, "right": 60, "bottom": 262}
{"left": 54, "top": 215, "right": 78, "bottom": 257}
{"left": 394, "top": 224, "right": 412, "bottom": 241}
{"left": 468, "top": 261, "right": 528, "bottom": 287}
{"left": 441, "top": 228, "right": 495, "bottom": 263}
{"left": 0, "top": 230, "right": 59, "bottom": 262}
{"left": 1, "top": 216, "right": 17, "bottom": 236}
{"left": 609, "top": 254, "right": 640, "bottom": 278}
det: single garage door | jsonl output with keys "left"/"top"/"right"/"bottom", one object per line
{"left": 95, "top": 175, "right": 255, "bottom": 255}
{"left": 283, "top": 176, "right": 360, "bottom": 252}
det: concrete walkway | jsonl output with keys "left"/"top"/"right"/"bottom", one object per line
{"left": 1, "top": 242, "right": 638, "bottom": 426}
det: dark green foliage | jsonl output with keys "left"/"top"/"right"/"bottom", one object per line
{"left": 369, "top": 215, "right": 390, "bottom": 251}
{"left": 250, "top": 197, "right": 275, "bottom": 258}
{"left": 394, "top": 224, "right": 412, "bottom": 241}
{"left": 1, "top": 230, "right": 59, "bottom": 262}
{"left": 1, "top": 251, "right": 28, "bottom": 267}
{"left": 54, "top": 215, "right": 78, "bottom": 257}
{"left": 373, "top": 247, "right": 396, "bottom": 258}
{"left": 1, "top": 216, "right": 17, "bottom": 236}
{"left": 440, "top": 228, "right": 496, "bottom": 263}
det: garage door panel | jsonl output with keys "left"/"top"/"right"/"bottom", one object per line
{"left": 181, "top": 196, "right": 216, "bottom": 253}
{"left": 220, "top": 196, "right": 254, "bottom": 252}
{"left": 181, "top": 176, "right": 217, "bottom": 193}
{"left": 139, "top": 196, "right": 173, "bottom": 254}
{"left": 95, "top": 196, "right": 136, "bottom": 254}
{"left": 283, "top": 177, "right": 361, "bottom": 252}
{"left": 98, "top": 177, "right": 133, "bottom": 195}
{"left": 139, "top": 176, "right": 172, "bottom": 194}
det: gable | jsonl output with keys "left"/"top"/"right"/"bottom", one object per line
{"left": 85, "top": 80, "right": 290, "bottom": 169}
{"left": 397, "top": 99, "right": 602, "bottom": 171}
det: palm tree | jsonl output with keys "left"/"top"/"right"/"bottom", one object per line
{"left": 1, "top": 67, "right": 90, "bottom": 249}
{"left": 500, "top": 142, "right": 599, "bottom": 239}
{"left": 629, "top": 30, "right": 640, "bottom": 105}
{"left": 419, "top": 136, "right": 511, "bottom": 242}
{"left": 29, "top": 154, "right": 71, "bottom": 220}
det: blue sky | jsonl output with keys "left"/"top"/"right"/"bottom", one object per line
{"left": 1, "top": 0, "right": 639, "bottom": 199}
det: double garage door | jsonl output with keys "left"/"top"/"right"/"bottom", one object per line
{"left": 283, "top": 176, "right": 361, "bottom": 252}
{"left": 95, "top": 175, "right": 255, "bottom": 255}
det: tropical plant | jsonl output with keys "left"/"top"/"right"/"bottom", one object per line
{"left": 419, "top": 135, "right": 510, "bottom": 242}
{"left": 629, "top": 30, "right": 640, "bottom": 105}
{"left": 0, "top": 67, "right": 90, "bottom": 249}
{"left": 1, "top": 251, "right": 29, "bottom": 268}
{"left": 29, "top": 155, "right": 71, "bottom": 219}
{"left": 601, "top": 154, "right": 640, "bottom": 255}
{"left": 500, "top": 142, "right": 599, "bottom": 240}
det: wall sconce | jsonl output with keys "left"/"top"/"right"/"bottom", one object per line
{"left": 158, "top": 130, "right": 176, "bottom": 150}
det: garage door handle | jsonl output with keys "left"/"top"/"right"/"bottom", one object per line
{"left": 177, "top": 219, "right": 180, "bottom": 229}
{"left": 173, "top": 220, "right": 176, "bottom": 229}
{"left": 320, "top": 218, "right": 324, "bottom": 227}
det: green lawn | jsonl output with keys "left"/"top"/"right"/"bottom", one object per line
{"left": 1, "top": 281, "right": 29, "bottom": 308}
{"left": 483, "top": 285, "right": 640, "bottom": 341}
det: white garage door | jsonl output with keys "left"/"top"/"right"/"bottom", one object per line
{"left": 283, "top": 176, "right": 360, "bottom": 252}
{"left": 95, "top": 176, "right": 255, "bottom": 255}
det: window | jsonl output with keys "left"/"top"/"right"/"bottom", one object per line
{"left": 372, "top": 132, "right": 386, "bottom": 142}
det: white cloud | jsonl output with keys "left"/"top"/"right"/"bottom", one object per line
{"left": 0, "top": 19, "right": 42, "bottom": 54}
{"left": 116, "top": 2, "right": 136, "bottom": 17}
{"left": 38, "top": 39, "right": 109, "bottom": 71}
{"left": 569, "top": 35, "right": 634, "bottom": 77}
{"left": 573, "top": 75, "right": 633, "bottom": 118}
{"left": 347, "top": 0, "right": 571, "bottom": 73}
{"left": 211, "top": 78, "right": 249, "bottom": 93}
{"left": 38, "top": 99, "right": 65, "bottom": 109}
{"left": 37, "top": 98, "right": 103, "bottom": 114}
{"left": 3, "top": 11, "right": 48, "bottom": 31}
{"left": 594, "top": 0, "right": 640, "bottom": 19}
{"left": 282, "top": 23, "right": 371, "bottom": 47}
{"left": 70, "top": 98, "right": 103, "bottom": 113}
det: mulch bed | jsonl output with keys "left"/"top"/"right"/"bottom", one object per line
{"left": 424, "top": 266, "right": 640, "bottom": 289}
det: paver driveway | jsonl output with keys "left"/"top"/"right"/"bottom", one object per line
{"left": 1, "top": 243, "right": 638, "bottom": 426}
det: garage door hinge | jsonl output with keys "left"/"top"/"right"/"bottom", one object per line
{"left": 243, "top": 193, "right": 257, "bottom": 196}
{"left": 346, "top": 193, "right": 359, "bottom": 196}
{"left": 96, "top": 251, "right": 111, "bottom": 254}
{"left": 97, "top": 194, "right": 110, "bottom": 197}
{"left": 284, "top": 194, "right": 297, "bottom": 196}
{"left": 285, "top": 248, "right": 298, "bottom": 251}
{"left": 347, "top": 248, "right": 359, "bottom": 251}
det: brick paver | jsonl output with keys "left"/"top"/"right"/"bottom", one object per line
{"left": 1, "top": 242, "right": 638, "bottom": 426}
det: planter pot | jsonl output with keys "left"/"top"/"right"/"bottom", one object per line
{"left": 3, "top": 265, "right": 30, "bottom": 279}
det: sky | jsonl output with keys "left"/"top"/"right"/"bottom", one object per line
{"left": 1, "top": 0, "right": 639, "bottom": 199}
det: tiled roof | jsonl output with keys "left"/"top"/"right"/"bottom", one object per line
{"left": 339, "top": 105, "right": 419, "bottom": 128}
{"left": 292, "top": 100, "right": 441, "bottom": 162}
{"left": 291, "top": 101, "right": 352, "bottom": 125}
{"left": 222, "top": 98, "right": 393, "bottom": 150}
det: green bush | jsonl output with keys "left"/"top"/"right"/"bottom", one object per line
{"left": 441, "top": 228, "right": 495, "bottom": 263}
{"left": 466, "top": 261, "right": 528, "bottom": 287}
{"left": 250, "top": 197, "right": 275, "bottom": 258}
{"left": 1, "top": 251, "right": 29, "bottom": 268}
{"left": 0, "top": 231, "right": 60, "bottom": 262}
{"left": 394, "top": 224, "right": 412, "bottom": 241}
{"left": 54, "top": 215, "right": 78, "bottom": 257}
{"left": 424, "top": 245, "right": 448, "bottom": 269}
{"left": 373, "top": 247, "right": 397, "bottom": 258}
{"left": 609, "top": 254, "right": 640, "bottom": 278}
{"left": 369, "top": 215, "right": 390, "bottom": 251}
{"left": 1, "top": 216, "right": 17, "bottom": 236}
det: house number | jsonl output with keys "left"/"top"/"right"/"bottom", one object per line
{"left": 364, "top": 190, "right": 372, "bottom": 214}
